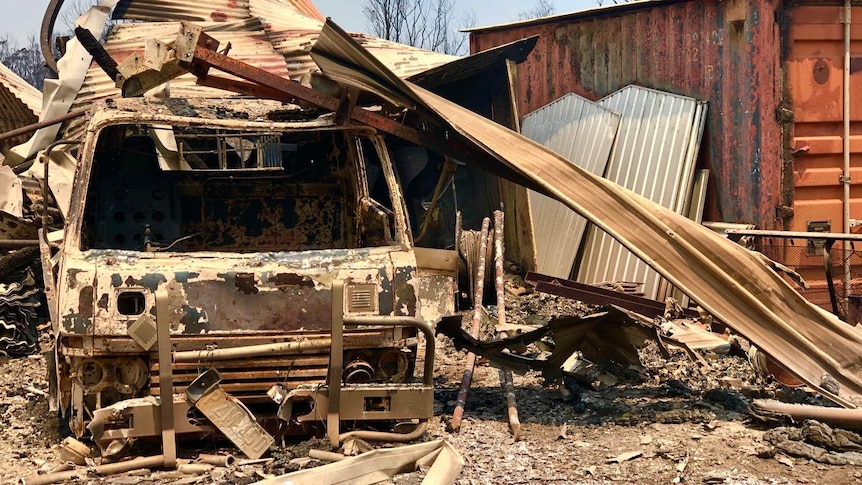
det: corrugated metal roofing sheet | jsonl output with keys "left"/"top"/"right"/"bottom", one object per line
{"left": 256, "top": 0, "right": 324, "bottom": 22}
{"left": 74, "top": 0, "right": 455, "bottom": 103}
{"left": 0, "top": 63, "right": 40, "bottom": 147}
{"left": 521, "top": 93, "right": 620, "bottom": 278}
{"left": 0, "top": 63, "right": 41, "bottom": 116}
{"left": 577, "top": 85, "right": 706, "bottom": 299}
{"left": 114, "top": 0, "right": 250, "bottom": 22}
{"left": 464, "top": 0, "right": 681, "bottom": 33}
{"left": 114, "top": 0, "right": 324, "bottom": 25}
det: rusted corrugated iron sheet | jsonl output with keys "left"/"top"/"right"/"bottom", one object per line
{"left": 113, "top": 0, "right": 324, "bottom": 23}
{"left": 0, "top": 62, "right": 40, "bottom": 146}
{"left": 0, "top": 63, "right": 40, "bottom": 116}
{"left": 266, "top": 29, "right": 458, "bottom": 81}
{"left": 469, "top": 0, "right": 784, "bottom": 230}
{"left": 310, "top": 19, "right": 862, "bottom": 406}
{"left": 114, "top": 0, "right": 250, "bottom": 22}
{"left": 521, "top": 93, "right": 620, "bottom": 278}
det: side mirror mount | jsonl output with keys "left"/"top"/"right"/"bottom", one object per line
{"left": 358, "top": 197, "right": 395, "bottom": 247}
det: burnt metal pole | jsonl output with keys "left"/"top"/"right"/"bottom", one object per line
{"left": 0, "top": 109, "right": 89, "bottom": 144}
{"left": 0, "top": 240, "right": 40, "bottom": 248}
{"left": 40, "top": 0, "right": 64, "bottom": 75}
{"left": 450, "top": 217, "right": 490, "bottom": 431}
{"left": 494, "top": 210, "right": 521, "bottom": 440}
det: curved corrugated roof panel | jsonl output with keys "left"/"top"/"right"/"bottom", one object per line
{"left": 0, "top": 64, "right": 41, "bottom": 116}
{"left": 249, "top": 0, "right": 325, "bottom": 29}
{"left": 113, "top": 0, "right": 252, "bottom": 22}
{"left": 267, "top": 29, "right": 457, "bottom": 81}
{"left": 351, "top": 33, "right": 457, "bottom": 79}
{"left": 113, "top": 0, "right": 324, "bottom": 23}
{"left": 0, "top": 63, "right": 40, "bottom": 145}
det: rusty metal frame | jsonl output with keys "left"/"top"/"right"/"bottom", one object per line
{"left": 322, "top": 301, "right": 437, "bottom": 447}
{"left": 185, "top": 44, "right": 453, "bottom": 155}
{"left": 155, "top": 287, "right": 176, "bottom": 468}
{"left": 328, "top": 281, "right": 344, "bottom": 446}
{"left": 525, "top": 271, "right": 701, "bottom": 320}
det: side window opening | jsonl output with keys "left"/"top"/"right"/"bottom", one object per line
{"left": 356, "top": 137, "right": 398, "bottom": 247}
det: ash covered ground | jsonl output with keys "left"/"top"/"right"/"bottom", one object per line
{"left": 2, "top": 278, "right": 860, "bottom": 484}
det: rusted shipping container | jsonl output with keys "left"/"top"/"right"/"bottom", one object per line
{"left": 469, "top": 0, "right": 862, "bottom": 309}
{"left": 470, "top": 0, "right": 786, "bottom": 229}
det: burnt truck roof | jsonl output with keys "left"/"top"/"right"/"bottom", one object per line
{"left": 78, "top": 97, "right": 355, "bottom": 135}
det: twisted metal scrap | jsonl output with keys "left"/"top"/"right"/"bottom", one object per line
{"left": 0, "top": 271, "right": 41, "bottom": 357}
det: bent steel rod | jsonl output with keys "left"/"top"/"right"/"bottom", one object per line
{"left": 494, "top": 210, "right": 521, "bottom": 440}
{"left": 451, "top": 217, "right": 490, "bottom": 431}
{"left": 0, "top": 108, "right": 89, "bottom": 144}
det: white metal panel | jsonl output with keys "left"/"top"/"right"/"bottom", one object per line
{"left": 578, "top": 85, "right": 707, "bottom": 298}
{"left": 521, "top": 93, "right": 620, "bottom": 278}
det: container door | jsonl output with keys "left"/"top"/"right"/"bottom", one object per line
{"left": 786, "top": 5, "right": 862, "bottom": 309}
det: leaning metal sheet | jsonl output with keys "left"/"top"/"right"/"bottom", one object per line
{"left": 578, "top": 86, "right": 707, "bottom": 299}
{"left": 310, "top": 20, "right": 862, "bottom": 407}
{"left": 521, "top": 93, "right": 620, "bottom": 279}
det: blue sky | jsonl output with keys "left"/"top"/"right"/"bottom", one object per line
{"left": 1, "top": 0, "right": 599, "bottom": 45}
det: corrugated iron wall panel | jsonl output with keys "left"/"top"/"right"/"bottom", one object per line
{"left": 578, "top": 86, "right": 706, "bottom": 299}
{"left": 521, "top": 93, "right": 620, "bottom": 278}
{"left": 470, "top": 0, "right": 784, "bottom": 230}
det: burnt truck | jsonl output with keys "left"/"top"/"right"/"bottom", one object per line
{"left": 44, "top": 96, "right": 456, "bottom": 447}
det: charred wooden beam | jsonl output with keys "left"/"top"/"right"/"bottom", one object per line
{"left": 450, "top": 217, "right": 490, "bottom": 432}
{"left": 74, "top": 26, "right": 119, "bottom": 82}
{"left": 494, "top": 210, "right": 521, "bottom": 441}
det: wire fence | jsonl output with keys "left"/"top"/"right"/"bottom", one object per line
{"left": 757, "top": 238, "right": 862, "bottom": 320}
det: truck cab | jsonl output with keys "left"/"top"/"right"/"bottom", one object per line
{"left": 48, "top": 97, "right": 454, "bottom": 444}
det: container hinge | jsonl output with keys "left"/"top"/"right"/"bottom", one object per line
{"left": 775, "top": 205, "right": 794, "bottom": 221}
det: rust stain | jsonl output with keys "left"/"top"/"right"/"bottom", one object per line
{"left": 97, "top": 293, "right": 109, "bottom": 311}
{"left": 813, "top": 59, "right": 830, "bottom": 84}
{"left": 78, "top": 286, "right": 94, "bottom": 318}
{"left": 234, "top": 273, "right": 259, "bottom": 295}
{"left": 273, "top": 273, "right": 315, "bottom": 289}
